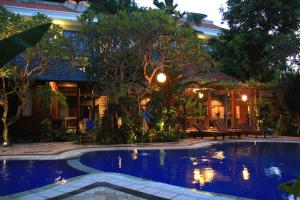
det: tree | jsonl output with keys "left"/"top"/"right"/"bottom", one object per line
{"left": 130, "top": 10, "right": 213, "bottom": 86}
{"left": 153, "top": 0, "right": 178, "bottom": 15}
{"left": 79, "top": 9, "right": 213, "bottom": 142}
{"left": 86, "top": 0, "right": 141, "bottom": 14}
{"left": 279, "top": 70, "right": 300, "bottom": 135}
{"left": 153, "top": 0, "right": 207, "bottom": 25}
{"left": 211, "top": 0, "right": 300, "bottom": 82}
{"left": 0, "top": 7, "right": 66, "bottom": 145}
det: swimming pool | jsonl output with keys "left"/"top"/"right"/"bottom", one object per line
{"left": 80, "top": 142, "right": 300, "bottom": 200}
{"left": 0, "top": 159, "right": 86, "bottom": 196}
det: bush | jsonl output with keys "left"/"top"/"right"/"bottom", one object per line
{"left": 40, "top": 118, "right": 77, "bottom": 142}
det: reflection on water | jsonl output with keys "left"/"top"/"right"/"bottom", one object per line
{"left": 213, "top": 151, "right": 225, "bottom": 160}
{"left": 264, "top": 166, "right": 282, "bottom": 178}
{"left": 118, "top": 156, "right": 122, "bottom": 169}
{"left": 1, "top": 160, "right": 9, "bottom": 181}
{"left": 54, "top": 175, "right": 67, "bottom": 185}
{"left": 242, "top": 165, "right": 250, "bottom": 180}
{"left": 193, "top": 167, "right": 215, "bottom": 186}
{"left": 160, "top": 149, "right": 165, "bottom": 166}
{"left": 80, "top": 142, "right": 300, "bottom": 200}
{"left": 131, "top": 149, "right": 138, "bottom": 160}
{"left": 190, "top": 157, "right": 198, "bottom": 166}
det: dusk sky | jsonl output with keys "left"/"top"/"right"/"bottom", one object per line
{"left": 135, "top": 0, "right": 228, "bottom": 28}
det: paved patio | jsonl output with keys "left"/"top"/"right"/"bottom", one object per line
{"left": 61, "top": 186, "right": 148, "bottom": 200}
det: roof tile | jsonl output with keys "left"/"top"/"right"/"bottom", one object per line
{"left": 0, "top": 0, "right": 77, "bottom": 13}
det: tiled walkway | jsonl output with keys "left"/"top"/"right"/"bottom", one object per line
{"left": 61, "top": 187, "right": 148, "bottom": 200}
{"left": 1, "top": 136, "right": 300, "bottom": 158}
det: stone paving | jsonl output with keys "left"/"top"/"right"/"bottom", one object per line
{"left": 62, "top": 187, "right": 147, "bottom": 200}
{"left": 1, "top": 136, "right": 300, "bottom": 158}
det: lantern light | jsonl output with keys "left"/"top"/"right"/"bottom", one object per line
{"left": 157, "top": 72, "right": 167, "bottom": 83}
{"left": 242, "top": 94, "right": 248, "bottom": 102}
{"left": 198, "top": 92, "right": 204, "bottom": 99}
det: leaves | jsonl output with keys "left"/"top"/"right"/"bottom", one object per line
{"left": 0, "top": 23, "right": 51, "bottom": 67}
{"left": 278, "top": 178, "right": 300, "bottom": 197}
{"left": 35, "top": 85, "right": 68, "bottom": 110}
{"left": 210, "top": 0, "right": 300, "bottom": 82}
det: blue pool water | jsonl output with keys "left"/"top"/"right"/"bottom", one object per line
{"left": 80, "top": 142, "right": 300, "bottom": 200}
{"left": 0, "top": 159, "right": 85, "bottom": 196}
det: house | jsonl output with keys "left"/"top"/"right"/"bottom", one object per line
{"left": 184, "top": 70, "right": 274, "bottom": 131}
{"left": 0, "top": 0, "right": 226, "bottom": 135}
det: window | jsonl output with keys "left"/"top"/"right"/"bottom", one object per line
{"left": 63, "top": 30, "right": 84, "bottom": 51}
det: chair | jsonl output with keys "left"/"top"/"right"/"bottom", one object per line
{"left": 79, "top": 130, "right": 96, "bottom": 144}
{"left": 214, "top": 120, "right": 243, "bottom": 139}
{"left": 238, "top": 123, "right": 267, "bottom": 138}
{"left": 193, "top": 123, "right": 226, "bottom": 140}
{"left": 79, "top": 119, "right": 96, "bottom": 144}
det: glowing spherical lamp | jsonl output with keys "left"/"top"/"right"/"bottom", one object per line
{"left": 157, "top": 72, "right": 167, "bottom": 83}
{"left": 242, "top": 94, "right": 248, "bottom": 102}
{"left": 198, "top": 92, "right": 204, "bottom": 99}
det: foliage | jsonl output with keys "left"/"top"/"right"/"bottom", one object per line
{"left": 0, "top": 7, "right": 67, "bottom": 144}
{"left": 153, "top": 0, "right": 207, "bottom": 25}
{"left": 86, "top": 0, "right": 141, "bottom": 14}
{"left": 279, "top": 177, "right": 300, "bottom": 197}
{"left": 278, "top": 71, "right": 300, "bottom": 135}
{"left": 128, "top": 10, "right": 213, "bottom": 86}
{"left": 153, "top": 0, "right": 178, "bottom": 15}
{"left": 210, "top": 0, "right": 300, "bottom": 82}
{"left": 184, "top": 96, "right": 206, "bottom": 117}
{"left": 40, "top": 119, "right": 76, "bottom": 142}
{"left": 79, "top": 9, "right": 212, "bottom": 144}
{"left": 0, "top": 23, "right": 51, "bottom": 66}
{"left": 35, "top": 84, "right": 68, "bottom": 116}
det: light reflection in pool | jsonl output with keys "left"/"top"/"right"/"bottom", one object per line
{"left": 131, "top": 149, "right": 138, "bottom": 160}
{"left": 80, "top": 142, "right": 300, "bottom": 200}
{"left": 242, "top": 165, "right": 250, "bottom": 180}
{"left": 193, "top": 167, "right": 216, "bottom": 186}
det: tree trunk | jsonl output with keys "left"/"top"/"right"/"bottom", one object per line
{"left": 2, "top": 100, "right": 9, "bottom": 145}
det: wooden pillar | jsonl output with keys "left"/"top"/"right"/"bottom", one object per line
{"left": 92, "top": 90, "right": 96, "bottom": 119}
{"left": 76, "top": 86, "right": 81, "bottom": 133}
{"left": 224, "top": 94, "right": 228, "bottom": 127}
{"left": 249, "top": 90, "right": 254, "bottom": 127}
{"left": 231, "top": 90, "right": 236, "bottom": 128}
{"left": 253, "top": 89, "right": 257, "bottom": 129}
{"left": 207, "top": 92, "right": 212, "bottom": 119}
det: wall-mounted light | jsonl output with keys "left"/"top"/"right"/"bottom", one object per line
{"left": 198, "top": 92, "right": 204, "bottom": 99}
{"left": 242, "top": 94, "right": 248, "bottom": 102}
{"left": 157, "top": 72, "right": 167, "bottom": 83}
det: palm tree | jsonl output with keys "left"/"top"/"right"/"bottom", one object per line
{"left": 153, "top": 0, "right": 178, "bottom": 15}
{"left": 153, "top": 0, "right": 207, "bottom": 25}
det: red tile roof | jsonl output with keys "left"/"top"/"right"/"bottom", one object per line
{"left": 200, "top": 23, "right": 221, "bottom": 30}
{"left": 200, "top": 71, "right": 239, "bottom": 82}
{"left": 0, "top": 0, "right": 77, "bottom": 12}
{"left": 186, "top": 66, "right": 239, "bottom": 82}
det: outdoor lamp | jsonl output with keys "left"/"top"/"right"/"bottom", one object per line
{"left": 198, "top": 92, "right": 204, "bottom": 99}
{"left": 157, "top": 72, "right": 167, "bottom": 83}
{"left": 242, "top": 94, "right": 248, "bottom": 102}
